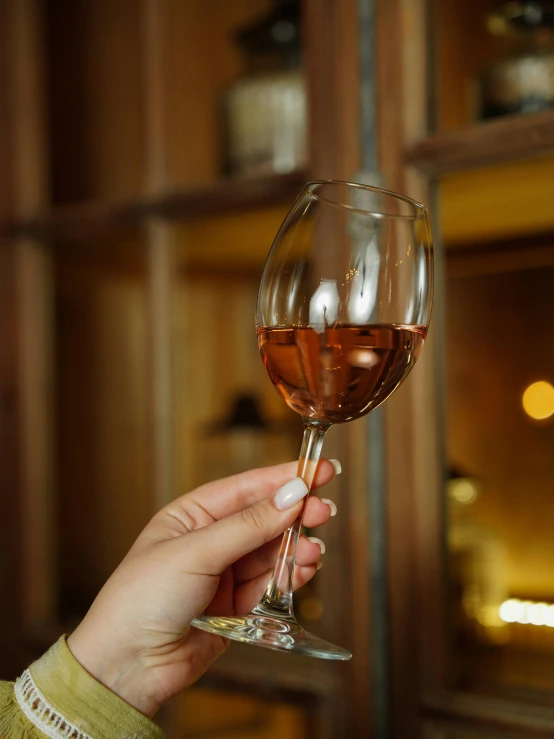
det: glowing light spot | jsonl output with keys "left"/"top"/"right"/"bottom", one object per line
{"left": 529, "top": 603, "right": 549, "bottom": 626}
{"left": 500, "top": 598, "right": 554, "bottom": 627}
{"left": 519, "top": 601, "right": 531, "bottom": 624}
{"left": 348, "top": 349, "right": 380, "bottom": 368}
{"left": 449, "top": 479, "right": 477, "bottom": 505}
{"left": 522, "top": 381, "right": 554, "bottom": 420}
{"left": 499, "top": 599, "right": 522, "bottom": 623}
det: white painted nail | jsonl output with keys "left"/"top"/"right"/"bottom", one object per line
{"left": 317, "top": 560, "right": 323, "bottom": 571}
{"left": 307, "top": 536, "right": 325, "bottom": 555}
{"left": 320, "top": 498, "right": 337, "bottom": 517}
{"left": 273, "top": 477, "right": 309, "bottom": 510}
{"left": 329, "top": 459, "right": 342, "bottom": 475}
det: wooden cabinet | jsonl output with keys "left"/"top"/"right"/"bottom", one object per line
{"left": 384, "top": 1, "right": 554, "bottom": 737}
{"left": 3, "top": 0, "right": 554, "bottom": 737}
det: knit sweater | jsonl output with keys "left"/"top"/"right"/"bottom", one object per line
{"left": 0, "top": 637, "right": 164, "bottom": 738}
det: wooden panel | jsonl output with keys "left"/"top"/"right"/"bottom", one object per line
{"left": 376, "top": 2, "right": 448, "bottom": 738}
{"left": 55, "top": 238, "right": 152, "bottom": 611}
{"left": 142, "top": 0, "right": 174, "bottom": 509}
{"left": 5, "top": 0, "right": 57, "bottom": 641}
{"left": 0, "top": 0, "right": 19, "bottom": 675}
{"left": 446, "top": 238, "right": 554, "bottom": 279}
{"left": 0, "top": 0, "right": 13, "bottom": 225}
{"left": 441, "top": 157, "right": 554, "bottom": 247}
{"left": 174, "top": 206, "right": 289, "bottom": 273}
{"left": 46, "top": 0, "right": 146, "bottom": 202}
{"left": 305, "top": 0, "right": 360, "bottom": 180}
{"left": 424, "top": 689, "right": 554, "bottom": 738}
{"left": 171, "top": 273, "right": 288, "bottom": 496}
{"left": 0, "top": 245, "right": 23, "bottom": 676}
{"left": 16, "top": 242, "right": 57, "bottom": 633}
{"left": 166, "top": 0, "right": 271, "bottom": 186}
{"left": 92, "top": 276, "right": 151, "bottom": 581}
{"left": 435, "top": 0, "right": 501, "bottom": 131}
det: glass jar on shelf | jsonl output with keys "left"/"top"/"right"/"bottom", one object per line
{"left": 222, "top": 0, "right": 306, "bottom": 177}
{"left": 478, "top": 1, "right": 554, "bottom": 119}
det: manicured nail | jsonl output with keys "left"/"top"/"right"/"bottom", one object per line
{"left": 307, "top": 536, "right": 325, "bottom": 555}
{"left": 273, "top": 477, "right": 309, "bottom": 510}
{"left": 317, "top": 560, "right": 323, "bottom": 571}
{"left": 329, "top": 459, "right": 342, "bottom": 475}
{"left": 320, "top": 498, "right": 337, "bottom": 517}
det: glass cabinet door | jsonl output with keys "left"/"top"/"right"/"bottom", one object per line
{"left": 444, "top": 253, "right": 554, "bottom": 704}
{"left": 431, "top": 0, "right": 554, "bottom": 712}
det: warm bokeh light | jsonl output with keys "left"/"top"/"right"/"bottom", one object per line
{"left": 449, "top": 478, "right": 478, "bottom": 504}
{"left": 522, "top": 381, "right": 554, "bottom": 420}
{"left": 499, "top": 598, "right": 554, "bottom": 627}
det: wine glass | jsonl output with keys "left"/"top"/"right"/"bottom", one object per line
{"left": 192, "top": 180, "right": 433, "bottom": 659}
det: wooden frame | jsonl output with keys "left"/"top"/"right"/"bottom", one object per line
{"left": 305, "top": 0, "right": 377, "bottom": 735}
{"left": 374, "top": 1, "right": 450, "bottom": 738}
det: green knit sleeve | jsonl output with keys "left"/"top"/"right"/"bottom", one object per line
{"left": 0, "top": 637, "right": 166, "bottom": 739}
{"left": 0, "top": 680, "right": 46, "bottom": 738}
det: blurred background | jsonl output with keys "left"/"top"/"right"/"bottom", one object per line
{"left": 2, "top": 0, "right": 554, "bottom": 737}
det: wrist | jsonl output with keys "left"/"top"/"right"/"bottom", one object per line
{"left": 67, "top": 624, "right": 162, "bottom": 718}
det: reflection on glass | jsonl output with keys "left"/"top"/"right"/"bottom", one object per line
{"left": 347, "top": 237, "right": 380, "bottom": 324}
{"left": 308, "top": 279, "right": 340, "bottom": 333}
{"left": 446, "top": 264, "right": 554, "bottom": 700}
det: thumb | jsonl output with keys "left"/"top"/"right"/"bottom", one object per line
{"left": 184, "top": 477, "right": 309, "bottom": 574}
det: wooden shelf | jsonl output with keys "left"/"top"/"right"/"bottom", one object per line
{"left": 405, "top": 110, "right": 554, "bottom": 177}
{"left": 1, "top": 171, "right": 307, "bottom": 244}
{"left": 201, "top": 641, "right": 340, "bottom": 701}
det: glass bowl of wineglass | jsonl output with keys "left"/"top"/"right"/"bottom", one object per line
{"left": 192, "top": 180, "right": 433, "bottom": 660}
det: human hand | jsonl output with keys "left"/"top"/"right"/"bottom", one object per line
{"left": 67, "top": 460, "right": 339, "bottom": 717}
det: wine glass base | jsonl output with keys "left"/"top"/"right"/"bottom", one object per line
{"left": 191, "top": 613, "right": 352, "bottom": 660}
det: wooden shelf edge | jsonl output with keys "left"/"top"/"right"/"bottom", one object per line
{"left": 405, "top": 110, "right": 554, "bottom": 177}
{"left": 0, "top": 171, "right": 307, "bottom": 244}
{"left": 422, "top": 688, "right": 554, "bottom": 735}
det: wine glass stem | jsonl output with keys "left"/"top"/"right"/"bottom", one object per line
{"left": 255, "top": 421, "right": 329, "bottom": 620}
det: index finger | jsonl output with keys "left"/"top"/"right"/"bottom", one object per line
{"left": 173, "top": 459, "right": 337, "bottom": 523}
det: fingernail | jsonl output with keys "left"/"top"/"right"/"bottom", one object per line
{"left": 317, "top": 560, "right": 323, "bottom": 571}
{"left": 307, "top": 536, "right": 325, "bottom": 555}
{"left": 273, "top": 477, "right": 309, "bottom": 510}
{"left": 329, "top": 459, "right": 342, "bottom": 475}
{"left": 320, "top": 498, "right": 337, "bottom": 517}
